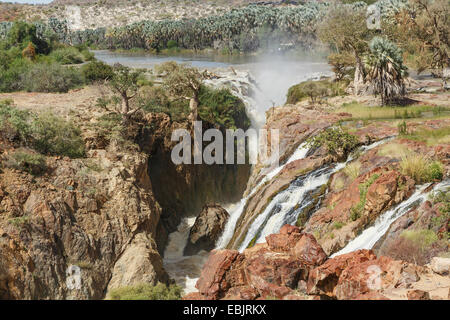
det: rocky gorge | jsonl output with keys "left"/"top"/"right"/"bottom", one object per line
{"left": 0, "top": 55, "right": 449, "bottom": 300}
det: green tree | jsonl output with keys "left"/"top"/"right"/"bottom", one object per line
{"left": 317, "top": 5, "right": 371, "bottom": 94}
{"left": 155, "top": 62, "right": 205, "bottom": 126}
{"left": 364, "top": 37, "right": 408, "bottom": 105}
{"left": 107, "top": 63, "right": 145, "bottom": 122}
{"left": 384, "top": 0, "right": 449, "bottom": 82}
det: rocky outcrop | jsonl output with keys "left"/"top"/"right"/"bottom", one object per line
{"left": 0, "top": 146, "right": 166, "bottom": 299}
{"left": 186, "top": 225, "right": 450, "bottom": 300}
{"left": 184, "top": 204, "right": 229, "bottom": 256}
{"left": 374, "top": 198, "right": 449, "bottom": 266}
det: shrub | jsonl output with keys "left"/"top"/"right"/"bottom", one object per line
{"left": 327, "top": 52, "right": 355, "bottom": 81}
{"left": 108, "top": 283, "right": 182, "bottom": 300}
{"left": 82, "top": 60, "right": 114, "bottom": 83}
{"left": 343, "top": 161, "right": 361, "bottom": 180}
{"left": 31, "top": 112, "right": 85, "bottom": 158}
{"left": 49, "top": 47, "right": 84, "bottom": 65}
{"left": 350, "top": 174, "right": 380, "bottom": 221}
{"left": 198, "top": 85, "right": 250, "bottom": 130}
{"left": 286, "top": 79, "right": 347, "bottom": 105}
{"left": 306, "top": 127, "right": 359, "bottom": 160}
{"left": 20, "top": 63, "right": 84, "bottom": 93}
{"left": 0, "top": 102, "right": 32, "bottom": 142}
{"left": 0, "top": 57, "right": 32, "bottom": 92}
{"left": 385, "top": 230, "right": 443, "bottom": 265}
{"left": 3, "top": 150, "right": 47, "bottom": 175}
{"left": 399, "top": 153, "right": 444, "bottom": 184}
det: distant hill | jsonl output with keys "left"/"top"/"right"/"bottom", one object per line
{"left": 0, "top": 0, "right": 309, "bottom": 29}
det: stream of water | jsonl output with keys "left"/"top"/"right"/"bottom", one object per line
{"left": 332, "top": 179, "right": 450, "bottom": 257}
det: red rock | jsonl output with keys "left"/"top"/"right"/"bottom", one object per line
{"left": 335, "top": 256, "right": 419, "bottom": 300}
{"left": 307, "top": 249, "right": 377, "bottom": 297}
{"left": 222, "top": 286, "right": 260, "bottom": 300}
{"left": 407, "top": 290, "right": 430, "bottom": 300}
{"left": 265, "top": 225, "right": 303, "bottom": 253}
{"left": 245, "top": 248, "right": 300, "bottom": 298}
{"left": 280, "top": 224, "right": 301, "bottom": 235}
{"left": 195, "top": 249, "right": 241, "bottom": 299}
{"left": 292, "top": 233, "right": 327, "bottom": 267}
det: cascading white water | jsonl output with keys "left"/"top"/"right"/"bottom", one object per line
{"left": 163, "top": 217, "right": 210, "bottom": 294}
{"left": 331, "top": 179, "right": 450, "bottom": 258}
{"left": 237, "top": 138, "right": 394, "bottom": 252}
{"left": 216, "top": 142, "right": 309, "bottom": 249}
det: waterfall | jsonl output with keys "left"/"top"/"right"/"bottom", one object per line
{"left": 163, "top": 217, "right": 210, "bottom": 294}
{"left": 331, "top": 179, "right": 450, "bottom": 258}
{"left": 216, "top": 142, "right": 309, "bottom": 249}
{"left": 236, "top": 138, "right": 393, "bottom": 252}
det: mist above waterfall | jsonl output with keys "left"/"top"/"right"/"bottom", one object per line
{"left": 241, "top": 52, "right": 332, "bottom": 112}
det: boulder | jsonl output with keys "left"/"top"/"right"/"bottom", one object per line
{"left": 428, "top": 257, "right": 450, "bottom": 275}
{"left": 184, "top": 204, "right": 229, "bottom": 256}
{"left": 195, "top": 249, "right": 242, "bottom": 299}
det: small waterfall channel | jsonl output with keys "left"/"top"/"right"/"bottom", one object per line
{"left": 234, "top": 138, "right": 392, "bottom": 251}
{"left": 332, "top": 179, "right": 450, "bottom": 257}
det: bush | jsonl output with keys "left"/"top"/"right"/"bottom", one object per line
{"left": 1, "top": 104, "right": 85, "bottom": 158}
{"left": 82, "top": 60, "right": 114, "bottom": 83}
{"left": 108, "top": 283, "right": 182, "bottom": 300}
{"left": 198, "top": 85, "right": 250, "bottom": 130}
{"left": 286, "top": 79, "right": 347, "bottom": 105}
{"left": 31, "top": 112, "right": 85, "bottom": 158}
{"left": 49, "top": 47, "right": 84, "bottom": 65}
{"left": 0, "top": 102, "right": 32, "bottom": 142}
{"left": 3, "top": 150, "right": 47, "bottom": 175}
{"left": 20, "top": 63, "right": 84, "bottom": 93}
{"left": 400, "top": 153, "right": 444, "bottom": 184}
{"left": 327, "top": 52, "right": 355, "bottom": 81}
{"left": 0, "top": 57, "right": 32, "bottom": 92}
{"left": 343, "top": 161, "right": 361, "bottom": 180}
{"left": 306, "top": 127, "right": 359, "bottom": 159}
{"left": 385, "top": 230, "right": 444, "bottom": 265}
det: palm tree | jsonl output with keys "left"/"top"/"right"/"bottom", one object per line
{"left": 365, "top": 37, "right": 408, "bottom": 105}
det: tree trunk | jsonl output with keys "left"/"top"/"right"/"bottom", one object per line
{"left": 353, "top": 52, "right": 365, "bottom": 95}
{"left": 121, "top": 94, "right": 130, "bottom": 122}
{"left": 189, "top": 96, "right": 198, "bottom": 126}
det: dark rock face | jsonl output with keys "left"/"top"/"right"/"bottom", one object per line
{"left": 184, "top": 204, "right": 229, "bottom": 256}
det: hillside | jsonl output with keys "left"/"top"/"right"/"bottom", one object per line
{"left": 0, "top": 0, "right": 299, "bottom": 30}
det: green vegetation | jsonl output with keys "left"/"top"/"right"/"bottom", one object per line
{"left": 364, "top": 37, "right": 408, "bottom": 105}
{"left": 3, "top": 150, "right": 47, "bottom": 175}
{"left": 306, "top": 127, "right": 359, "bottom": 160}
{"left": 286, "top": 79, "right": 347, "bottom": 105}
{"left": 82, "top": 60, "right": 114, "bottom": 83}
{"left": 198, "top": 85, "right": 250, "bottom": 130}
{"left": 399, "top": 153, "right": 443, "bottom": 183}
{"left": 401, "top": 229, "right": 438, "bottom": 251}
{"left": 333, "top": 102, "right": 449, "bottom": 121}
{"left": 343, "top": 161, "right": 361, "bottom": 180}
{"left": 350, "top": 173, "right": 380, "bottom": 221}
{"left": 0, "top": 103, "right": 85, "bottom": 158}
{"left": 403, "top": 127, "right": 450, "bottom": 146}
{"left": 0, "top": 21, "right": 92, "bottom": 93}
{"left": 108, "top": 283, "right": 182, "bottom": 300}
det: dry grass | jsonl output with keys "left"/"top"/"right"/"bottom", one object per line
{"left": 333, "top": 102, "right": 450, "bottom": 120}
{"left": 343, "top": 161, "right": 361, "bottom": 180}
{"left": 399, "top": 153, "right": 443, "bottom": 184}
{"left": 377, "top": 142, "right": 411, "bottom": 158}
